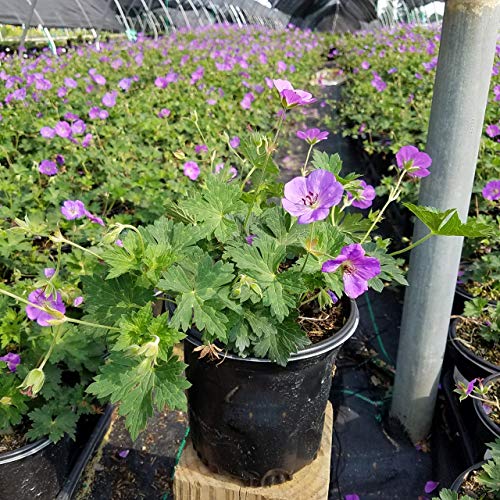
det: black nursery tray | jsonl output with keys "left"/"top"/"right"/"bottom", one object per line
{"left": 56, "top": 405, "right": 114, "bottom": 500}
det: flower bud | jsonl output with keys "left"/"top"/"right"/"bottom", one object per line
{"left": 136, "top": 335, "right": 160, "bottom": 359}
{"left": 19, "top": 368, "right": 45, "bottom": 396}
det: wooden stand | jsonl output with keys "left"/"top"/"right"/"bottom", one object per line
{"left": 173, "top": 402, "right": 333, "bottom": 500}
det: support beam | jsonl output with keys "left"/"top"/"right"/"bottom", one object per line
{"left": 18, "top": 0, "right": 39, "bottom": 55}
{"left": 391, "top": 0, "right": 500, "bottom": 442}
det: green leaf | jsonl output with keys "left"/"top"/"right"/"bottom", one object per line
{"left": 239, "top": 132, "right": 279, "bottom": 175}
{"left": 181, "top": 176, "right": 245, "bottom": 243}
{"left": 81, "top": 273, "right": 152, "bottom": 329}
{"left": 253, "top": 318, "right": 310, "bottom": 366}
{"left": 225, "top": 236, "right": 296, "bottom": 321}
{"left": 101, "top": 231, "right": 143, "bottom": 279}
{"left": 257, "top": 206, "right": 308, "bottom": 248}
{"left": 339, "top": 212, "right": 373, "bottom": 241}
{"left": 158, "top": 256, "right": 235, "bottom": 341}
{"left": 115, "top": 303, "right": 184, "bottom": 356}
{"left": 311, "top": 150, "right": 342, "bottom": 175}
{"left": 403, "top": 203, "right": 494, "bottom": 237}
{"left": 27, "top": 406, "right": 78, "bottom": 442}
{"left": 88, "top": 352, "right": 188, "bottom": 440}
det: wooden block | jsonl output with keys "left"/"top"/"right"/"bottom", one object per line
{"left": 173, "top": 402, "right": 333, "bottom": 500}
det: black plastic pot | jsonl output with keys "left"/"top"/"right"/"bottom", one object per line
{"left": 446, "top": 319, "right": 499, "bottom": 382}
{"left": 0, "top": 437, "right": 73, "bottom": 500}
{"left": 450, "top": 461, "right": 486, "bottom": 491}
{"left": 0, "top": 406, "right": 112, "bottom": 500}
{"left": 183, "top": 299, "right": 359, "bottom": 486}
{"left": 473, "top": 373, "right": 500, "bottom": 448}
{"left": 452, "top": 283, "right": 497, "bottom": 316}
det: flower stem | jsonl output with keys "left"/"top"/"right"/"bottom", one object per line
{"left": 389, "top": 232, "right": 433, "bottom": 257}
{"left": 39, "top": 325, "right": 63, "bottom": 370}
{"left": 67, "top": 317, "right": 121, "bottom": 332}
{"left": 52, "top": 232, "right": 101, "bottom": 260}
{"left": 301, "top": 144, "right": 314, "bottom": 176}
{"left": 360, "top": 171, "right": 406, "bottom": 244}
{"left": 243, "top": 112, "right": 285, "bottom": 232}
{"left": 0, "top": 288, "right": 120, "bottom": 332}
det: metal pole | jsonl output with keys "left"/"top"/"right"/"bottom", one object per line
{"left": 19, "top": 0, "right": 39, "bottom": 55}
{"left": 390, "top": 0, "right": 500, "bottom": 442}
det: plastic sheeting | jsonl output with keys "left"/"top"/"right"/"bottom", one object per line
{"left": 0, "top": 0, "right": 122, "bottom": 31}
{"left": 0, "top": 0, "right": 442, "bottom": 33}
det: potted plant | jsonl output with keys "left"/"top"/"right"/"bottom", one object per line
{"left": 455, "top": 374, "right": 500, "bottom": 462}
{"left": 448, "top": 298, "right": 500, "bottom": 381}
{"left": 0, "top": 80, "right": 491, "bottom": 487}
{"left": 0, "top": 273, "right": 107, "bottom": 499}
{"left": 433, "top": 439, "right": 500, "bottom": 499}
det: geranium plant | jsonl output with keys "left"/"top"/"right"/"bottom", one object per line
{"left": 0, "top": 80, "right": 492, "bottom": 441}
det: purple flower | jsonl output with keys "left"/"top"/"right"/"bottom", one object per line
{"left": 273, "top": 79, "right": 316, "bottom": 108}
{"left": 296, "top": 128, "right": 329, "bottom": 145}
{"left": 347, "top": 180, "right": 376, "bottom": 209}
{"left": 322, "top": 244, "right": 381, "bottom": 299}
{"left": 54, "top": 121, "right": 72, "bottom": 138}
{"left": 195, "top": 144, "right": 208, "bottom": 154}
{"left": 55, "top": 154, "right": 65, "bottom": 166}
{"left": 282, "top": 169, "right": 343, "bottom": 224}
{"left": 240, "top": 92, "right": 255, "bottom": 110}
{"left": 466, "top": 378, "right": 477, "bottom": 396}
{"left": 183, "top": 161, "right": 200, "bottom": 181}
{"left": 245, "top": 234, "right": 256, "bottom": 245}
{"left": 118, "top": 78, "right": 132, "bottom": 91}
{"left": 84, "top": 210, "right": 105, "bottom": 226}
{"left": 71, "top": 120, "right": 86, "bottom": 135}
{"left": 345, "top": 495, "right": 360, "bottom": 500}
{"left": 215, "top": 163, "right": 238, "bottom": 179}
{"left": 26, "top": 288, "right": 66, "bottom": 327}
{"left": 64, "top": 77, "right": 78, "bottom": 88}
{"left": 482, "top": 180, "right": 500, "bottom": 201}
{"left": 396, "top": 145, "right": 432, "bottom": 178}
{"left": 82, "top": 134, "right": 93, "bottom": 148}
{"left": 98, "top": 109, "right": 109, "bottom": 120}
{"left": 327, "top": 290, "right": 338, "bottom": 304}
{"left": 40, "top": 126, "right": 55, "bottom": 138}
{"left": 118, "top": 449, "right": 130, "bottom": 458}
{"left": 424, "top": 481, "right": 439, "bottom": 494}
{"left": 486, "top": 124, "right": 500, "bottom": 138}
{"left": 361, "top": 61, "right": 370, "bottom": 70}
{"left": 44, "top": 267, "right": 56, "bottom": 278}
{"left": 61, "top": 200, "right": 86, "bottom": 220}
{"left": 102, "top": 91, "right": 117, "bottom": 108}
{"left": 92, "top": 73, "right": 106, "bottom": 86}
{"left": 157, "top": 108, "right": 170, "bottom": 118}
{"left": 89, "top": 106, "right": 101, "bottom": 119}
{"left": 115, "top": 239, "right": 124, "bottom": 247}
{"left": 229, "top": 136, "right": 240, "bottom": 148}
{"left": 0, "top": 353, "right": 21, "bottom": 373}
{"left": 388, "top": 67, "right": 398, "bottom": 74}
{"left": 483, "top": 404, "right": 493, "bottom": 415}
{"left": 39, "top": 160, "right": 58, "bottom": 176}
{"left": 73, "top": 296, "right": 84, "bottom": 307}
{"left": 371, "top": 75, "right": 387, "bottom": 92}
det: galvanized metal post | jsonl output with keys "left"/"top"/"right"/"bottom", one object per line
{"left": 18, "top": 0, "right": 40, "bottom": 55}
{"left": 390, "top": 0, "right": 500, "bottom": 442}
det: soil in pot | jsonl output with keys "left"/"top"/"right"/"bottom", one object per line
{"left": 447, "top": 319, "right": 500, "bottom": 381}
{"left": 184, "top": 298, "right": 359, "bottom": 487}
{"left": 456, "top": 467, "right": 493, "bottom": 498}
{"left": 473, "top": 375, "right": 500, "bottom": 442}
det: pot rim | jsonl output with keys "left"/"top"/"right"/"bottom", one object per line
{"left": 0, "top": 437, "right": 51, "bottom": 465}
{"left": 473, "top": 372, "right": 500, "bottom": 438}
{"left": 455, "top": 283, "right": 496, "bottom": 306}
{"left": 450, "top": 460, "right": 487, "bottom": 491}
{"left": 185, "top": 298, "right": 359, "bottom": 363}
{"left": 448, "top": 319, "right": 500, "bottom": 374}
